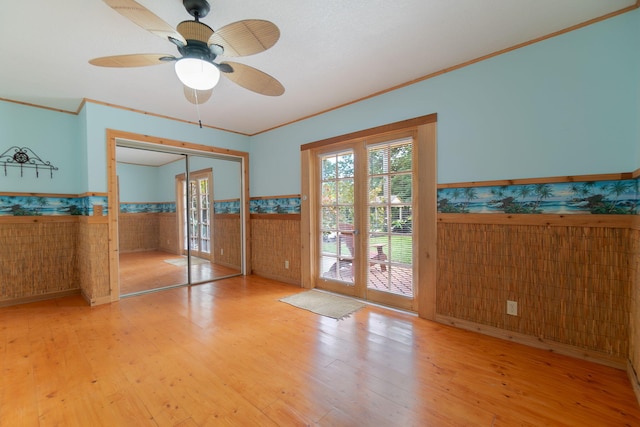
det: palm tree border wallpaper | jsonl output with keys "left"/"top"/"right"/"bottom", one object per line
{"left": 0, "top": 195, "right": 107, "bottom": 216}
{"left": 1, "top": 178, "right": 637, "bottom": 217}
{"left": 249, "top": 197, "right": 301, "bottom": 214}
{"left": 437, "top": 179, "right": 638, "bottom": 215}
{"left": 0, "top": 195, "right": 304, "bottom": 216}
{"left": 119, "top": 202, "right": 175, "bottom": 214}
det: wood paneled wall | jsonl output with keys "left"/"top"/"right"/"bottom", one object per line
{"left": 118, "top": 212, "right": 243, "bottom": 263}
{"left": 158, "top": 213, "right": 179, "bottom": 254}
{"left": 629, "top": 227, "right": 640, "bottom": 388}
{"left": 118, "top": 213, "right": 160, "bottom": 253}
{"left": 250, "top": 215, "right": 301, "bottom": 285}
{"left": 118, "top": 212, "right": 179, "bottom": 254}
{"left": 78, "top": 220, "right": 110, "bottom": 305}
{"left": 437, "top": 222, "right": 631, "bottom": 360}
{"left": 0, "top": 220, "right": 79, "bottom": 304}
{"left": 213, "top": 214, "right": 241, "bottom": 268}
{"left": 0, "top": 217, "right": 111, "bottom": 307}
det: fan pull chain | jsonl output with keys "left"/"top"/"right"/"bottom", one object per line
{"left": 194, "top": 89, "right": 203, "bottom": 128}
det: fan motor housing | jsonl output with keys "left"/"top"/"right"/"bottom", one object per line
{"left": 179, "top": 40, "right": 216, "bottom": 62}
{"left": 183, "top": 0, "right": 210, "bottom": 19}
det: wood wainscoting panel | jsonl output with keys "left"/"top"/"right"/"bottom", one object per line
{"left": 437, "top": 222, "right": 631, "bottom": 360}
{"left": 213, "top": 214, "right": 242, "bottom": 268}
{"left": 251, "top": 215, "right": 301, "bottom": 285}
{"left": 0, "top": 221, "right": 79, "bottom": 302}
{"left": 118, "top": 213, "right": 160, "bottom": 253}
{"left": 158, "top": 212, "right": 179, "bottom": 255}
{"left": 78, "top": 221, "right": 110, "bottom": 305}
{"left": 629, "top": 227, "right": 640, "bottom": 398}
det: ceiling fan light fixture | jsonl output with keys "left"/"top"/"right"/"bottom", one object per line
{"left": 174, "top": 58, "right": 220, "bottom": 90}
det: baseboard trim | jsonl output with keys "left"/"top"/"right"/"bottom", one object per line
{"left": 627, "top": 361, "right": 640, "bottom": 406}
{"left": 215, "top": 261, "right": 242, "bottom": 270}
{"left": 81, "top": 291, "right": 112, "bottom": 306}
{"left": 436, "top": 314, "right": 626, "bottom": 370}
{"left": 0, "top": 289, "right": 81, "bottom": 308}
{"left": 252, "top": 271, "right": 301, "bottom": 287}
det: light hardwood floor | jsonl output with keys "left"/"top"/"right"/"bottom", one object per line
{"left": 119, "top": 251, "right": 240, "bottom": 295}
{"left": 1, "top": 275, "right": 640, "bottom": 426}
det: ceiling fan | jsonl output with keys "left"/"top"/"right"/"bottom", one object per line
{"left": 90, "top": 0, "right": 284, "bottom": 105}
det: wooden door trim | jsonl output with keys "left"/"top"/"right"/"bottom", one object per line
{"left": 106, "top": 129, "right": 251, "bottom": 302}
{"left": 300, "top": 116, "right": 437, "bottom": 318}
{"left": 300, "top": 114, "right": 437, "bottom": 151}
{"left": 312, "top": 144, "right": 361, "bottom": 296}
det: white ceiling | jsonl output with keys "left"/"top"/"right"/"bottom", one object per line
{"left": 1, "top": 0, "right": 635, "bottom": 135}
{"left": 116, "top": 145, "right": 184, "bottom": 166}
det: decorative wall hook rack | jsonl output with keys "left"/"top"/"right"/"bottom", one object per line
{"left": 0, "top": 146, "right": 58, "bottom": 178}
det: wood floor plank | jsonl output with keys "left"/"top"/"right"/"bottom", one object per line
{"left": 119, "top": 251, "right": 239, "bottom": 295}
{"left": 0, "top": 351, "right": 39, "bottom": 426}
{"left": 262, "top": 398, "right": 318, "bottom": 426}
{"left": 320, "top": 358, "right": 496, "bottom": 426}
{"left": 105, "top": 389, "right": 157, "bottom": 426}
{"left": 1, "top": 267, "right": 639, "bottom": 426}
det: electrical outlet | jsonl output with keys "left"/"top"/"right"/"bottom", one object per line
{"left": 507, "top": 300, "right": 518, "bottom": 316}
{"left": 220, "top": 248, "right": 224, "bottom": 255}
{"left": 285, "top": 260, "right": 289, "bottom": 269}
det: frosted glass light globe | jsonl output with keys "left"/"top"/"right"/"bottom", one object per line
{"left": 175, "top": 58, "right": 220, "bottom": 90}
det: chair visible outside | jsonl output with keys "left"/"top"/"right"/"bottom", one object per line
{"left": 328, "top": 224, "right": 388, "bottom": 277}
{"left": 327, "top": 224, "right": 355, "bottom": 278}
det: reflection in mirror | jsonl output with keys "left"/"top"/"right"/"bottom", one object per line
{"left": 183, "top": 155, "right": 243, "bottom": 283}
{"left": 116, "top": 144, "right": 243, "bottom": 296}
{"left": 116, "top": 147, "right": 188, "bottom": 295}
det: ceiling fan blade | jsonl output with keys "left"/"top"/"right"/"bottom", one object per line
{"left": 209, "top": 20, "right": 280, "bottom": 57}
{"left": 221, "top": 62, "right": 284, "bottom": 96}
{"left": 177, "top": 21, "right": 214, "bottom": 44}
{"left": 89, "top": 54, "right": 173, "bottom": 67}
{"left": 183, "top": 85, "right": 213, "bottom": 104}
{"left": 103, "top": 0, "right": 186, "bottom": 44}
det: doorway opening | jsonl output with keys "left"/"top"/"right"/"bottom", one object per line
{"left": 314, "top": 134, "right": 416, "bottom": 310}
{"left": 300, "top": 115, "right": 437, "bottom": 317}
{"left": 319, "top": 137, "right": 414, "bottom": 298}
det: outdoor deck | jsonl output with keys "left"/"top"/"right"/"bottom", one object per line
{"left": 323, "top": 260, "right": 414, "bottom": 298}
{"left": 367, "top": 264, "right": 414, "bottom": 297}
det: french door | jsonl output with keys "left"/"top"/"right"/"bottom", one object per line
{"left": 179, "top": 169, "right": 212, "bottom": 260}
{"left": 316, "top": 132, "right": 416, "bottom": 310}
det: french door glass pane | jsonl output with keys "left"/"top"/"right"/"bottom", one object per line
{"left": 320, "top": 151, "right": 355, "bottom": 284}
{"left": 367, "top": 139, "right": 414, "bottom": 297}
{"left": 199, "top": 178, "right": 210, "bottom": 254}
{"left": 337, "top": 152, "right": 354, "bottom": 178}
{"left": 337, "top": 178, "right": 354, "bottom": 205}
{"left": 189, "top": 181, "right": 199, "bottom": 251}
{"left": 185, "top": 177, "right": 212, "bottom": 255}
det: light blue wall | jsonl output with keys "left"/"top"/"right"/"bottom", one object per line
{"left": 84, "top": 102, "right": 249, "bottom": 193}
{"left": 1, "top": 10, "right": 637, "bottom": 198}
{"left": 155, "top": 155, "right": 241, "bottom": 201}
{"left": 77, "top": 106, "right": 89, "bottom": 191}
{"left": 188, "top": 156, "right": 242, "bottom": 200}
{"left": 635, "top": 10, "right": 640, "bottom": 170}
{"left": 0, "top": 99, "right": 248, "bottom": 197}
{"left": 117, "top": 155, "right": 241, "bottom": 203}
{"left": 0, "top": 100, "right": 83, "bottom": 194}
{"left": 117, "top": 162, "right": 164, "bottom": 202}
{"left": 156, "top": 158, "right": 186, "bottom": 201}
{"left": 249, "top": 9, "right": 640, "bottom": 196}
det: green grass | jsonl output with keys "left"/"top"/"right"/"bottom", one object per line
{"left": 321, "top": 234, "right": 412, "bottom": 265}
